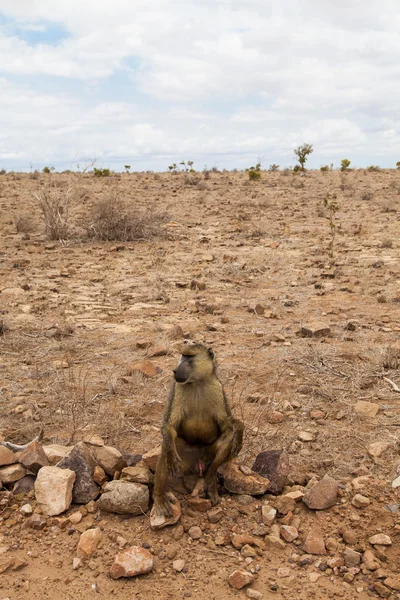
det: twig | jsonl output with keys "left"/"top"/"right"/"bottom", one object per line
{"left": 383, "top": 377, "right": 400, "bottom": 393}
{"left": 204, "top": 548, "right": 235, "bottom": 558}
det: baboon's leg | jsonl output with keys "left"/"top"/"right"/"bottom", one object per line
{"left": 204, "top": 418, "right": 244, "bottom": 505}
{"left": 153, "top": 452, "right": 175, "bottom": 517}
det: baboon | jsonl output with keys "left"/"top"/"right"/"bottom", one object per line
{"left": 153, "top": 342, "right": 244, "bottom": 516}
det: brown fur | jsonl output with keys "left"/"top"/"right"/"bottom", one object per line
{"left": 153, "top": 343, "right": 244, "bottom": 516}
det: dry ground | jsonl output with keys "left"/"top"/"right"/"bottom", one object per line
{"left": 0, "top": 169, "right": 399, "bottom": 599}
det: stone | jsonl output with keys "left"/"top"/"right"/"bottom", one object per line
{"left": 12, "top": 475, "right": 36, "bottom": 495}
{"left": 43, "top": 444, "right": 71, "bottom": 465}
{"left": 228, "top": 569, "right": 255, "bottom": 590}
{"left": 298, "top": 431, "right": 316, "bottom": 442}
{"left": 384, "top": 578, "right": 400, "bottom": 591}
{"left": 268, "top": 411, "right": 284, "bottom": 424}
{"left": 109, "top": 546, "right": 153, "bottom": 579}
{"left": 93, "top": 465, "right": 107, "bottom": 486}
{"left": 264, "top": 535, "right": 285, "bottom": 549}
{"left": 303, "top": 526, "right": 326, "bottom": 555}
{"left": 261, "top": 506, "right": 276, "bottom": 526}
{"left": 343, "top": 548, "right": 361, "bottom": 567}
{"left": 280, "top": 525, "right": 298, "bottom": 542}
{"left": 241, "top": 544, "right": 257, "bottom": 558}
{"left": 284, "top": 490, "right": 304, "bottom": 501}
{"left": 166, "top": 325, "right": 184, "bottom": 340}
{"left": 172, "top": 559, "right": 185, "bottom": 572}
{"left": 18, "top": 441, "right": 49, "bottom": 474}
{"left": 142, "top": 446, "right": 162, "bottom": 472}
{"left": 369, "top": 534, "right": 392, "bottom": 546}
{"left": 368, "top": 442, "right": 390, "bottom": 458}
{"left": 392, "top": 476, "right": 400, "bottom": 489}
{"left": 0, "top": 446, "right": 17, "bottom": 466}
{"left": 246, "top": 589, "right": 263, "bottom": 599}
{"left": 302, "top": 475, "right": 339, "bottom": 510}
{"left": 148, "top": 344, "right": 168, "bottom": 357}
{"left": 207, "top": 506, "right": 224, "bottom": 523}
{"left": 77, "top": 528, "right": 102, "bottom": 559}
{"left": 351, "top": 494, "right": 370, "bottom": 508}
{"left": 354, "top": 401, "right": 380, "bottom": 418}
{"left": 150, "top": 494, "right": 181, "bottom": 529}
{"left": 188, "top": 526, "right": 202, "bottom": 540}
{"left": 22, "top": 513, "right": 46, "bottom": 530}
{"left": 187, "top": 497, "right": 212, "bottom": 512}
{"left": 300, "top": 323, "right": 331, "bottom": 338}
{"left": 277, "top": 567, "right": 291, "bottom": 578}
{"left": 276, "top": 495, "right": 296, "bottom": 515}
{"left": 98, "top": 481, "right": 149, "bottom": 515}
{"left": 219, "top": 461, "right": 270, "bottom": 495}
{"left": 35, "top": 466, "right": 75, "bottom": 516}
{"left": 373, "top": 582, "right": 391, "bottom": 598}
{"left": 83, "top": 434, "right": 105, "bottom": 447}
{"left": 231, "top": 535, "right": 263, "bottom": 550}
{"left": 57, "top": 442, "right": 99, "bottom": 504}
{"left": 127, "top": 360, "right": 159, "bottom": 378}
{"left": 92, "top": 446, "right": 127, "bottom": 476}
{"left": 341, "top": 528, "right": 358, "bottom": 545}
{"left": 72, "top": 557, "right": 82, "bottom": 570}
{"left": 0, "top": 463, "right": 26, "bottom": 483}
{"left": 120, "top": 465, "right": 153, "bottom": 485}
{"left": 363, "top": 549, "right": 381, "bottom": 570}
{"left": 20, "top": 504, "right": 33, "bottom": 516}
{"left": 251, "top": 450, "right": 289, "bottom": 494}
{"left": 68, "top": 511, "right": 83, "bottom": 524}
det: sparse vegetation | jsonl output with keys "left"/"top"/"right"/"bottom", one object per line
{"left": 322, "top": 193, "right": 339, "bottom": 261}
{"left": 34, "top": 185, "right": 74, "bottom": 240}
{"left": 361, "top": 189, "right": 374, "bottom": 201}
{"left": 367, "top": 165, "right": 381, "bottom": 172}
{"left": 294, "top": 143, "right": 313, "bottom": 173}
{"left": 124, "top": 165, "right": 131, "bottom": 173}
{"left": 42, "top": 166, "right": 55, "bottom": 174}
{"left": 341, "top": 159, "right": 351, "bottom": 172}
{"left": 93, "top": 168, "right": 111, "bottom": 177}
{"left": 320, "top": 165, "right": 330, "bottom": 172}
{"left": 396, "top": 161, "right": 400, "bottom": 169}
{"left": 269, "top": 164, "right": 279, "bottom": 171}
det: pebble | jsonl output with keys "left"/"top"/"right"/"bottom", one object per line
{"left": 369, "top": 534, "right": 392, "bottom": 546}
{"left": 207, "top": 506, "right": 224, "bottom": 523}
{"left": 261, "top": 506, "right": 276, "bottom": 526}
{"left": 172, "top": 559, "right": 185, "bottom": 572}
{"left": 363, "top": 549, "right": 381, "bottom": 570}
{"left": 343, "top": 547, "right": 361, "bottom": 567}
{"left": 228, "top": 569, "right": 255, "bottom": 590}
{"left": 302, "top": 526, "right": 326, "bottom": 555}
{"left": 351, "top": 494, "right": 370, "bottom": 508}
{"left": 246, "top": 589, "right": 263, "bottom": 599}
{"left": 109, "top": 546, "right": 154, "bottom": 579}
{"left": 188, "top": 526, "right": 202, "bottom": 540}
{"left": 72, "top": 557, "right": 82, "bottom": 570}
{"left": 354, "top": 401, "right": 380, "bottom": 417}
{"left": 302, "top": 475, "right": 339, "bottom": 510}
{"left": 280, "top": 526, "right": 298, "bottom": 542}
{"left": 20, "top": 504, "right": 33, "bottom": 516}
{"left": 77, "top": 528, "right": 102, "bottom": 559}
{"left": 298, "top": 431, "right": 316, "bottom": 442}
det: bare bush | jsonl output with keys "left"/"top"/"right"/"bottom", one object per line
{"left": 33, "top": 185, "right": 74, "bottom": 240}
{"left": 183, "top": 174, "right": 201, "bottom": 186}
{"left": 87, "top": 196, "right": 168, "bottom": 242}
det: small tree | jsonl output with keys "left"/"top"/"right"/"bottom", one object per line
{"left": 168, "top": 164, "right": 177, "bottom": 173}
{"left": 124, "top": 165, "right": 131, "bottom": 173}
{"left": 269, "top": 164, "right": 279, "bottom": 171}
{"left": 396, "top": 161, "right": 400, "bottom": 170}
{"left": 341, "top": 159, "right": 351, "bottom": 172}
{"left": 294, "top": 143, "right": 313, "bottom": 173}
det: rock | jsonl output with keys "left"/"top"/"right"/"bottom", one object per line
{"left": 384, "top": 578, "right": 400, "bottom": 591}
{"left": 150, "top": 494, "right": 181, "bottom": 529}
{"left": 172, "top": 559, "right": 185, "bottom": 572}
{"left": 142, "top": 446, "right": 162, "bottom": 472}
{"left": 369, "top": 534, "right": 392, "bottom": 546}
{"left": 98, "top": 481, "right": 149, "bottom": 515}
{"left": 268, "top": 411, "right": 284, "bottom": 424}
{"left": 351, "top": 494, "right": 370, "bottom": 508}
{"left": 302, "top": 475, "right": 339, "bottom": 510}
{"left": 35, "top": 466, "right": 75, "bottom": 516}
{"left": 368, "top": 442, "right": 390, "bottom": 458}
{"left": 261, "top": 506, "right": 276, "bottom": 526}
{"left": 280, "top": 525, "right": 298, "bottom": 542}
{"left": 121, "top": 451, "right": 142, "bottom": 467}
{"left": 20, "top": 504, "right": 33, "bottom": 516}
{"left": 248, "top": 303, "right": 265, "bottom": 316}
{"left": 92, "top": 446, "right": 127, "bottom": 476}
{"left": 343, "top": 548, "right": 361, "bottom": 567}
{"left": 246, "top": 589, "right": 263, "bottom": 599}
{"left": 264, "top": 535, "right": 285, "bottom": 549}
{"left": 241, "top": 544, "right": 257, "bottom": 558}
{"left": 68, "top": 511, "right": 83, "bottom": 524}
{"left": 341, "top": 528, "right": 358, "bottom": 545}
{"left": 276, "top": 495, "right": 296, "bottom": 515}
{"left": 284, "top": 490, "right": 304, "bottom": 501}
{"left": 72, "top": 557, "right": 82, "bottom": 570}
{"left": 127, "top": 360, "right": 159, "bottom": 378}
{"left": 303, "top": 526, "right": 326, "bottom": 555}
{"left": 148, "top": 344, "right": 169, "bottom": 357}
{"left": 84, "top": 434, "right": 105, "bottom": 446}
{"left": 300, "top": 323, "right": 331, "bottom": 338}
{"left": 363, "top": 549, "right": 381, "bottom": 570}
{"left": 0, "top": 463, "right": 26, "bottom": 483}
{"left": 93, "top": 465, "right": 107, "bottom": 485}
{"left": 219, "top": 461, "right": 270, "bottom": 495}
{"left": 228, "top": 569, "right": 255, "bottom": 590}
{"left": 22, "top": 513, "right": 46, "bottom": 530}
{"left": 309, "top": 572, "right": 321, "bottom": 583}
{"left": 0, "top": 446, "right": 17, "bottom": 466}
{"left": 188, "top": 526, "right": 202, "bottom": 540}
{"left": 187, "top": 497, "right": 212, "bottom": 512}
{"left": 207, "top": 506, "right": 224, "bottom": 523}
{"left": 57, "top": 442, "right": 99, "bottom": 504}
{"left": 77, "top": 528, "right": 102, "bottom": 559}
{"left": 121, "top": 465, "right": 154, "bottom": 485}
{"left": 354, "top": 401, "right": 380, "bottom": 418}
{"left": 277, "top": 567, "right": 291, "bottom": 578}
{"left": 109, "top": 546, "right": 153, "bottom": 579}
{"left": 236, "top": 493, "right": 254, "bottom": 505}
{"left": 251, "top": 450, "right": 289, "bottom": 495}
{"left": 12, "top": 475, "right": 36, "bottom": 495}
{"left": 43, "top": 444, "right": 71, "bottom": 465}
{"left": 166, "top": 325, "right": 184, "bottom": 340}
{"left": 298, "top": 431, "right": 316, "bottom": 442}
{"left": 373, "top": 582, "right": 391, "bottom": 598}
{"left": 18, "top": 441, "right": 49, "bottom": 474}
{"left": 310, "top": 410, "right": 325, "bottom": 420}
{"left": 231, "top": 535, "right": 262, "bottom": 550}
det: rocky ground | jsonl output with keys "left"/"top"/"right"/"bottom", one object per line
{"left": 0, "top": 168, "right": 399, "bottom": 599}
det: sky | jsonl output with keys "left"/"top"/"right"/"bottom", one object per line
{"left": 0, "top": 0, "right": 400, "bottom": 172}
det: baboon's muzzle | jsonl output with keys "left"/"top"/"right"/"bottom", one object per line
{"left": 173, "top": 359, "right": 191, "bottom": 383}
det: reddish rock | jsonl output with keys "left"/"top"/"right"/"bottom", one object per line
{"left": 207, "top": 506, "right": 224, "bottom": 523}
{"left": 142, "top": 446, "right": 162, "bottom": 472}
{"left": 302, "top": 475, "right": 339, "bottom": 510}
{"left": 187, "top": 497, "right": 212, "bottom": 512}
{"left": 92, "top": 445, "right": 127, "bottom": 476}
{"left": 127, "top": 360, "right": 159, "bottom": 378}
{"left": 303, "top": 526, "right": 327, "bottom": 555}
{"left": 276, "top": 495, "right": 296, "bottom": 515}
{"left": 231, "top": 534, "right": 263, "bottom": 550}
{"left": 251, "top": 450, "right": 289, "bottom": 495}
{"left": 19, "top": 441, "right": 49, "bottom": 474}
{"left": 219, "top": 461, "right": 270, "bottom": 496}
{"left": 228, "top": 569, "right": 255, "bottom": 590}
{"left": 121, "top": 465, "right": 153, "bottom": 485}
{"left": 0, "top": 446, "right": 17, "bottom": 467}
{"left": 109, "top": 546, "right": 154, "bottom": 579}
{"left": 0, "top": 463, "right": 26, "bottom": 483}
{"left": 77, "top": 528, "right": 102, "bottom": 559}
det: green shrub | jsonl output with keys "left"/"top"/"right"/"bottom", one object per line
{"left": 340, "top": 159, "right": 351, "bottom": 172}
{"left": 320, "top": 165, "right": 330, "bottom": 172}
{"left": 249, "top": 169, "right": 261, "bottom": 181}
{"left": 294, "top": 143, "right": 313, "bottom": 172}
{"left": 94, "top": 168, "right": 110, "bottom": 177}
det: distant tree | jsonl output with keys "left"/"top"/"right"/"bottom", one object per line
{"left": 124, "top": 165, "right": 131, "bottom": 173}
{"left": 294, "top": 144, "right": 313, "bottom": 173}
{"left": 341, "top": 159, "right": 351, "bottom": 172}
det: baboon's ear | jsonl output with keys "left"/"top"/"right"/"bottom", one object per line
{"left": 208, "top": 348, "right": 215, "bottom": 360}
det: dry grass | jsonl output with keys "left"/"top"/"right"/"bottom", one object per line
{"left": 33, "top": 184, "right": 74, "bottom": 240}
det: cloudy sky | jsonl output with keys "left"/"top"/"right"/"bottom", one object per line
{"left": 0, "top": 0, "right": 399, "bottom": 172}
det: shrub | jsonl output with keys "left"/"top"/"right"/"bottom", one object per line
{"left": 341, "top": 159, "right": 351, "bottom": 172}
{"left": 33, "top": 186, "right": 73, "bottom": 240}
{"left": 367, "top": 165, "right": 380, "bottom": 172}
{"left": 396, "top": 161, "right": 400, "bottom": 170}
{"left": 249, "top": 169, "right": 261, "bottom": 181}
{"left": 269, "top": 164, "right": 279, "bottom": 171}
{"left": 94, "top": 168, "right": 110, "bottom": 177}
{"left": 0, "top": 169, "right": 6, "bottom": 175}
{"left": 320, "top": 165, "right": 330, "bottom": 172}
{"left": 294, "top": 143, "right": 313, "bottom": 172}
{"left": 184, "top": 173, "right": 201, "bottom": 186}
{"left": 361, "top": 189, "right": 374, "bottom": 201}
{"left": 87, "top": 196, "right": 168, "bottom": 242}
{"left": 42, "top": 166, "right": 55, "bottom": 174}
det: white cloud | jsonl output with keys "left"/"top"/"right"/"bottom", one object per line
{"left": 0, "top": 0, "right": 400, "bottom": 169}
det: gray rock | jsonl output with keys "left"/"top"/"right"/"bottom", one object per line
{"left": 251, "top": 450, "right": 289, "bottom": 495}
{"left": 12, "top": 475, "right": 36, "bottom": 495}
{"left": 98, "top": 480, "right": 149, "bottom": 515}
{"left": 57, "top": 442, "right": 99, "bottom": 504}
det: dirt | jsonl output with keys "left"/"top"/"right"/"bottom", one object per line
{"left": 0, "top": 169, "right": 399, "bottom": 599}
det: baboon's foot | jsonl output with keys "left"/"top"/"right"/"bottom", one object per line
{"left": 205, "top": 481, "right": 220, "bottom": 506}
{"left": 153, "top": 492, "right": 176, "bottom": 518}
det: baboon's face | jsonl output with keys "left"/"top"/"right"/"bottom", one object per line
{"left": 173, "top": 348, "right": 214, "bottom": 384}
